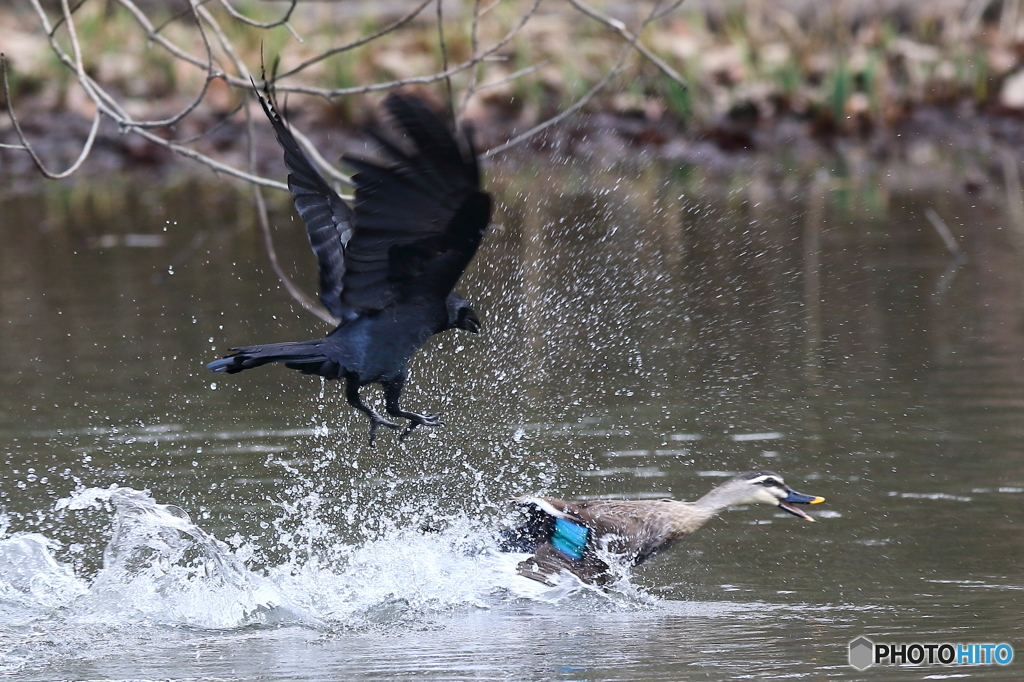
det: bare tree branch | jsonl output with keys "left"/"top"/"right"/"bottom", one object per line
{"left": 651, "top": 0, "right": 688, "bottom": 23}
{"left": 8, "top": 0, "right": 689, "bottom": 321}
{"left": 476, "top": 60, "right": 552, "bottom": 94}
{"left": 275, "top": 0, "right": 543, "bottom": 99}
{"left": 120, "top": 3, "right": 219, "bottom": 130}
{"left": 218, "top": 0, "right": 298, "bottom": 32}
{"left": 566, "top": 0, "right": 687, "bottom": 89}
{"left": 253, "top": 181, "right": 340, "bottom": 325}
{"left": 457, "top": 0, "right": 485, "bottom": 123}
{"left": 24, "top": 0, "right": 289, "bottom": 188}
{"left": 272, "top": 0, "right": 434, "bottom": 83}
{"left": 436, "top": 0, "right": 454, "bottom": 117}
{"left": 2, "top": 53, "right": 102, "bottom": 179}
{"left": 484, "top": 0, "right": 687, "bottom": 158}
{"left": 483, "top": 46, "right": 632, "bottom": 159}
{"left": 115, "top": 0, "right": 221, "bottom": 75}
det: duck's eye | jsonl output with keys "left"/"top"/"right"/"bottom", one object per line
{"left": 760, "top": 478, "right": 781, "bottom": 487}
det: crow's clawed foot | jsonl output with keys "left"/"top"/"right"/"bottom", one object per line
{"left": 398, "top": 413, "right": 443, "bottom": 441}
{"left": 367, "top": 415, "right": 401, "bottom": 445}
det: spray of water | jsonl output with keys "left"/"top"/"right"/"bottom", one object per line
{"left": 0, "top": 484, "right": 652, "bottom": 641}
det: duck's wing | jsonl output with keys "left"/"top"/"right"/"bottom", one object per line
{"left": 510, "top": 498, "right": 682, "bottom": 584}
{"left": 341, "top": 93, "right": 491, "bottom": 311}
{"left": 510, "top": 496, "right": 593, "bottom": 560}
{"left": 256, "top": 86, "right": 354, "bottom": 321}
{"left": 516, "top": 498, "right": 669, "bottom": 552}
{"left": 511, "top": 496, "right": 617, "bottom": 585}
{"left": 514, "top": 496, "right": 584, "bottom": 520}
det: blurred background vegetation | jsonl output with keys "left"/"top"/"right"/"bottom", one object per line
{"left": 3, "top": 0, "right": 1024, "bottom": 177}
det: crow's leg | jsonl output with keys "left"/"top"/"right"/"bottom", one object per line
{"left": 383, "top": 378, "right": 442, "bottom": 440}
{"left": 345, "top": 376, "right": 398, "bottom": 444}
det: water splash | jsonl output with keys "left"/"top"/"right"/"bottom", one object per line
{"left": 55, "top": 486, "right": 288, "bottom": 629}
{"left": 0, "top": 533, "right": 88, "bottom": 617}
{"left": 0, "top": 485, "right": 653, "bottom": 644}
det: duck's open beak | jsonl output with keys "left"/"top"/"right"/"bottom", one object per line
{"left": 778, "top": 488, "right": 825, "bottom": 522}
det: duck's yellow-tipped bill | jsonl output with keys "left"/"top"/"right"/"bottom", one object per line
{"left": 779, "top": 489, "right": 825, "bottom": 521}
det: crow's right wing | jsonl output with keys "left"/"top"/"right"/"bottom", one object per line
{"left": 256, "top": 86, "right": 354, "bottom": 321}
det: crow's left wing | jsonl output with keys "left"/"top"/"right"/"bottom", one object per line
{"left": 341, "top": 93, "right": 491, "bottom": 311}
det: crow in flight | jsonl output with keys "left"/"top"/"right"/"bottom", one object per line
{"left": 208, "top": 88, "right": 491, "bottom": 443}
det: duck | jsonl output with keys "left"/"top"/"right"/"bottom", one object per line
{"left": 501, "top": 470, "right": 825, "bottom": 585}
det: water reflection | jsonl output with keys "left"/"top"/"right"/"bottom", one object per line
{"left": 1, "top": 155, "right": 1023, "bottom": 679}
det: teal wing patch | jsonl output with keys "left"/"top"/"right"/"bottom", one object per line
{"left": 551, "top": 517, "right": 589, "bottom": 561}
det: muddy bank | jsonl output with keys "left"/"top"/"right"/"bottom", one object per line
{"left": 4, "top": 0, "right": 1024, "bottom": 189}
{"left": 0, "top": 97, "right": 1016, "bottom": 197}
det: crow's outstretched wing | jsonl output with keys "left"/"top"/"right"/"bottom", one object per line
{"left": 341, "top": 93, "right": 491, "bottom": 311}
{"left": 256, "top": 87, "right": 354, "bottom": 321}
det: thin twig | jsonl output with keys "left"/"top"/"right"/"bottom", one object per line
{"left": 566, "top": 0, "right": 687, "bottom": 89}
{"left": 170, "top": 100, "right": 245, "bottom": 144}
{"left": 475, "top": 59, "right": 552, "bottom": 93}
{"left": 195, "top": 3, "right": 250, "bottom": 81}
{"left": 120, "top": 3, "right": 219, "bottom": 130}
{"left": 23, "top": 1, "right": 291, "bottom": 188}
{"left": 239, "top": 47, "right": 335, "bottom": 322}
{"left": 253, "top": 184, "right": 339, "bottom": 324}
{"left": 483, "top": 0, "right": 683, "bottom": 157}
{"left": 248, "top": 75, "right": 337, "bottom": 323}
{"left": 478, "top": 0, "right": 502, "bottom": 18}
{"left": 135, "top": 128, "right": 289, "bottom": 189}
{"left": 217, "top": 0, "right": 298, "bottom": 31}
{"left": 924, "top": 208, "right": 967, "bottom": 262}
{"left": 116, "top": 0, "right": 218, "bottom": 75}
{"left": 276, "top": 0, "right": 542, "bottom": 98}
{"left": 2, "top": 4, "right": 105, "bottom": 180}
{"left": 43, "top": 0, "right": 87, "bottom": 34}
{"left": 457, "top": 0, "right": 484, "bottom": 123}
{"left": 152, "top": 0, "right": 215, "bottom": 36}
{"left": 483, "top": 46, "right": 632, "bottom": 158}
{"left": 651, "top": 0, "right": 688, "bottom": 23}
{"left": 436, "top": 0, "right": 454, "bottom": 118}
{"left": 285, "top": 119, "right": 353, "bottom": 187}
{"left": 2, "top": 54, "right": 101, "bottom": 179}
{"left": 124, "top": 79, "right": 219, "bottom": 130}
{"left": 271, "top": 0, "right": 433, "bottom": 83}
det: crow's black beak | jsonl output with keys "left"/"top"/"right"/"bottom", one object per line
{"left": 461, "top": 311, "right": 481, "bottom": 334}
{"left": 778, "top": 488, "right": 825, "bottom": 522}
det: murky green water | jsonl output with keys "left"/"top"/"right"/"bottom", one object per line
{"left": 1, "top": 155, "right": 1022, "bottom": 680}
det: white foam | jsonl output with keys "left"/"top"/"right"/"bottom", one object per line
{"left": 1, "top": 486, "right": 654, "bottom": 637}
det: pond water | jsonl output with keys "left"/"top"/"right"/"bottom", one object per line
{"left": 1, "top": 151, "right": 1022, "bottom": 680}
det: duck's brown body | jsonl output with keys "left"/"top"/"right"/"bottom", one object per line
{"left": 514, "top": 498, "right": 714, "bottom": 585}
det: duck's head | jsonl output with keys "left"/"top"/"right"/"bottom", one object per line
{"left": 719, "top": 471, "right": 826, "bottom": 522}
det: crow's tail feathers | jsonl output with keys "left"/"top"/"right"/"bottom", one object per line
{"left": 207, "top": 341, "right": 332, "bottom": 375}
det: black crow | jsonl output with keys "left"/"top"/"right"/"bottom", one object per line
{"left": 208, "top": 88, "right": 491, "bottom": 443}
